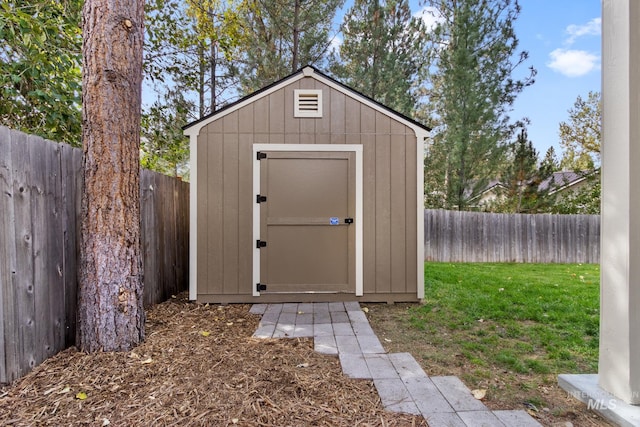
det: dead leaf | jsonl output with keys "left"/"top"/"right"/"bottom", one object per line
{"left": 58, "top": 386, "right": 70, "bottom": 394}
{"left": 200, "top": 331, "right": 211, "bottom": 337}
{"left": 471, "top": 389, "right": 486, "bottom": 400}
{"left": 362, "top": 307, "right": 369, "bottom": 313}
{"left": 75, "top": 391, "right": 87, "bottom": 400}
{"left": 140, "top": 357, "right": 153, "bottom": 365}
{"left": 226, "top": 322, "right": 234, "bottom": 326}
{"left": 296, "top": 363, "right": 310, "bottom": 368}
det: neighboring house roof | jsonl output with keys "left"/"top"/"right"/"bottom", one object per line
{"left": 469, "top": 170, "right": 599, "bottom": 205}
{"left": 183, "top": 65, "right": 431, "bottom": 136}
{"left": 541, "top": 170, "right": 599, "bottom": 194}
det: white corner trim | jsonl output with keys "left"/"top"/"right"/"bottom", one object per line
{"left": 188, "top": 133, "right": 198, "bottom": 301}
{"left": 252, "top": 144, "right": 364, "bottom": 297}
{"left": 252, "top": 147, "right": 262, "bottom": 296}
{"left": 416, "top": 131, "right": 428, "bottom": 299}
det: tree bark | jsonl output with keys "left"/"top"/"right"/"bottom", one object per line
{"left": 78, "top": 0, "right": 145, "bottom": 352}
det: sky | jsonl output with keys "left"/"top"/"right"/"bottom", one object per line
{"left": 415, "top": 0, "right": 602, "bottom": 156}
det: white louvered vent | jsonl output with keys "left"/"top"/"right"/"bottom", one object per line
{"left": 294, "top": 89, "right": 323, "bottom": 117}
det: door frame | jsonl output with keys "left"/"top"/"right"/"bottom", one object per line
{"left": 252, "top": 144, "right": 363, "bottom": 297}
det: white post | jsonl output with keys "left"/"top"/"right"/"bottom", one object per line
{"left": 599, "top": 0, "right": 640, "bottom": 404}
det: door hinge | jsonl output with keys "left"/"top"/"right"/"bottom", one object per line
{"left": 256, "top": 194, "right": 267, "bottom": 203}
{"left": 256, "top": 283, "right": 267, "bottom": 292}
{"left": 345, "top": 218, "right": 354, "bottom": 224}
{"left": 257, "top": 151, "right": 267, "bottom": 160}
{"left": 256, "top": 240, "right": 267, "bottom": 248}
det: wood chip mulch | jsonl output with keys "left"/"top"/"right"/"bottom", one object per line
{"left": 0, "top": 294, "right": 426, "bottom": 426}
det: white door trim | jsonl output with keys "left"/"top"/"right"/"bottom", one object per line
{"left": 252, "top": 144, "right": 363, "bottom": 297}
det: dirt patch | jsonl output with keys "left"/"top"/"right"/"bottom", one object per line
{"left": 0, "top": 295, "right": 425, "bottom": 426}
{"left": 365, "top": 303, "right": 613, "bottom": 427}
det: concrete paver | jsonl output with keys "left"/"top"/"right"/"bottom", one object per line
{"left": 251, "top": 302, "right": 542, "bottom": 427}
{"left": 431, "top": 376, "right": 489, "bottom": 412}
{"left": 339, "top": 353, "right": 371, "bottom": 379}
{"left": 374, "top": 378, "right": 421, "bottom": 415}
{"left": 424, "top": 412, "right": 467, "bottom": 427}
{"left": 314, "top": 335, "right": 337, "bottom": 355}
{"left": 364, "top": 354, "right": 398, "bottom": 379}
{"left": 356, "top": 334, "right": 386, "bottom": 354}
{"left": 457, "top": 410, "right": 506, "bottom": 427}
{"left": 332, "top": 322, "right": 355, "bottom": 336}
{"left": 335, "top": 335, "right": 361, "bottom": 354}
{"left": 493, "top": 410, "right": 544, "bottom": 427}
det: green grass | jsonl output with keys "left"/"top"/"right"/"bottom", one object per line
{"left": 410, "top": 263, "right": 600, "bottom": 375}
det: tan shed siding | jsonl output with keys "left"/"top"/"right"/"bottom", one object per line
{"left": 238, "top": 134, "right": 254, "bottom": 294}
{"left": 205, "top": 130, "right": 224, "bottom": 294}
{"left": 375, "top": 133, "right": 392, "bottom": 293}
{"left": 196, "top": 76, "right": 420, "bottom": 300}
{"left": 390, "top": 133, "right": 407, "bottom": 292}
{"left": 316, "top": 81, "right": 332, "bottom": 135}
{"left": 222, "top": 133, "right": 239, "bottom": 294}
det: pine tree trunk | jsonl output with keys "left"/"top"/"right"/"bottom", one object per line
{"left": 78, "top": 0, "right": 145, "bottom": 352}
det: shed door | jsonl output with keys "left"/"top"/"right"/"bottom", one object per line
{"left": 259, "top": 151, "right": 355, "bottom": 293}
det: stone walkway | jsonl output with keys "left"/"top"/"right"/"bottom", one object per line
{"left": 249, "top": 301, "right": 542, "bottom": 427}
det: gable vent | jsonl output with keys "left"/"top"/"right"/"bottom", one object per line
{"left": 294, "top": 89, "right": 323, "bottom": 118}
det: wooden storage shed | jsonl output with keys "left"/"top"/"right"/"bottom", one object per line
{"left": 184, "top": 66, "right": 430, "bottom": 303}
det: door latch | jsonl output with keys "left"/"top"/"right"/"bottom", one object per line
{"left": 344, "top": 218, "right": 354, "bottom": 224}
{"left": 256, "top": 240, "right": 267, "bottom": 248}
{"left": 256, "top": 283, "right": 267, "bottom": 292}
{"left": 256, "top": 195, "right": 267, "bottom": 203}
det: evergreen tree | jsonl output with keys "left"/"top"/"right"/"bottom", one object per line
{"left": 420, "top": 0, "right": 535, "bottom": 210}
{"left": 559, "top": 91, "right": 601, "bottom": 170}
{"left": 79, "top": 0, "right": 145, "bottom": 352}
{"left": 238, "top": 0, "right": 344, "bottom": 93}
{"left": 493, "top": 129, "right": 555, "bottom": 213}
{"left": 330, "top": 0, "right": 426, "bottom": 116}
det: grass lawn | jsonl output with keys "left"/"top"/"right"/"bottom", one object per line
{"left": 416, "top": 262, "right": 600, "bottom": 375}
{"left": 367, "top": 262, "right": 605, "bottom": 425}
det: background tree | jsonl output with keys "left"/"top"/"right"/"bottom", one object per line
{"left": 420, "top": 0, "right": 535, "bottom": 210}
{"left": 493, "top": 129, "right": 555, "bottom": 213}
{"left": 0, "top": 0, "right": 82, "bottom": 145}
{"left": 559, "top": 90, "right": 601, "bottom": 170}
{"left": 79, "top": 0, "right": 145, "bottom": 352}
{"left": 141, "top": 87, "right": 193, "bottom": 178}
{"left": 238, "top": 0, "right": 344, "bottom": 93}
{"left": 330, "top": 0, "right": 426, "bottom": 116}
{"left": 550, "top": 175, "right": 601, "bottom": 214}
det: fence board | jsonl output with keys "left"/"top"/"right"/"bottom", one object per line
{"left": 424, "top": 209, "right": 600, "bottom": 264}
{"left": 0, "top": 127, "right": 16, "bottom": 384}
{"left": 1, "top": 127, "right": 189, "bottom": 383}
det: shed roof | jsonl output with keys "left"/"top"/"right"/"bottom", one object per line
{"left": 183, "top": 66, "right": 430, "bottom": 137}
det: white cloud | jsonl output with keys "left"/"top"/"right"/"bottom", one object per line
{"left": 414, "top": 6, "right": 444, "bottom": 32}
{"left": 565, "top": 18, "right": 601, "bottom": 46}
{"left": 547, "top": 48, "right": 600, "bottom": 77}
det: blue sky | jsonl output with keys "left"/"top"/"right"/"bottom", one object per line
{"left": 505, "top": 0, "right": 601, "bottom": 155}
{"left": 413, "top": 0, "right": 602, "bottom": 156}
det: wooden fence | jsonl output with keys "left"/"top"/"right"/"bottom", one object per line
{"left": 0, "top": 127, "right": 189, "bottom": 383}
{"left": 424, "top": 209, "right": 600, "bottom": 263}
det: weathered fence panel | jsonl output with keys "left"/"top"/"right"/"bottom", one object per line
{"left": 424, "top": 209, "right": 600, "bottom": 263}
{"left": 0, "top": 127, "right": 189, "bottom": 383}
